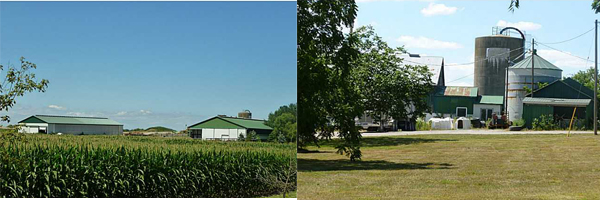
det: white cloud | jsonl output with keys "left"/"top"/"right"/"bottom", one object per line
{"left": 496, "top": 20, "right": 542, "bottom": 31}
{"left": 48, "top": 105, "right": 65, "bottom": 110}
{"left": 66, "top": 112, "right": 85, "bottom": 116}
{"left": 396, "top": 36, "right": 463, "bottom": 49}
{"left": 443, "top": 54, "right": 475, "bottom": 87}
{"left": 140, "top": 110, "right": 152, "bottom": 115}
{"left": 537, "top": 49, "right": 592, "bottom": 73}
{"left": 116, "top": 111, "right": 127, "bottom": 116}
{"left": 421, "top": 3, "right": 458, "bottom": 17}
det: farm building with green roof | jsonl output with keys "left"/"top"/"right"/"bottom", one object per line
{"left": 18, "top": 115, "right": 123, "bottom": 135}
{"left": 187, "top": 116, "right": 273, "bottom": 141}
{"left": 428, "top": 86, "right": 504, "bottom": 121}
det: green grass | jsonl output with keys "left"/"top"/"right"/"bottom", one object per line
{"left": 0, "top": 133, "right": 296, "bottom": 198}
{"left": 263, "top": 190, "right": 296, "bottom": 198}
{"left": 298, "top": 134, "right": 600, "bottom": 200}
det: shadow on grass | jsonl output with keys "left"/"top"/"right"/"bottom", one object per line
{"left": 318, "top": 137, "right": 457, "bottom": 147}
{"left": 298, "top": 158, "right": 453, "bottom": 172}
{"left": 297, "top": 149, "right": 334, "bottom": 153}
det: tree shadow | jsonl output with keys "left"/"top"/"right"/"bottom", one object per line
{"left": 297, "top": 149, "right": 334, "bottom": 153}
{"left": 319, "top": 137, "right": 457, "bottom": 147}
{"left": 298, "top": 158, "right": 453, "bottom": 172}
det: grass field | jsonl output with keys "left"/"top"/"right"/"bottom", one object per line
{"left": 298, "top": 134, "right": 600, "bottom": 200}
{"left": 0, "top": 133, "right": 296, "bottom": 198}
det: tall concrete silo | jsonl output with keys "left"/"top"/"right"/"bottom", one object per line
{"left": 507, "top": 53, "right": 562, "bottom": 121}
{"left": 474, "top": 30, "right": 525, "bottom": 96}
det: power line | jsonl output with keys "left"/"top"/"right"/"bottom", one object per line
{"left": 536, "top": 41, "right": 594, "bottom": 62}
{"left": 537, "top": 27, "right": 594, "bottom": 45}
{"left": 446, "top": 51, "right": 527, "bottom": 84}
{"left": 401, "top": 46, "right": 526, "bottom": 67}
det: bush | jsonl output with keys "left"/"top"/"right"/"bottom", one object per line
{"left": 513, "top": 119, "right": 526, "bottom": 127}
{"left": 532, "top": 114, "right": 559, "bottom": 130}
{"left": 415, "top": 118, "right": 431, "bottom": 131}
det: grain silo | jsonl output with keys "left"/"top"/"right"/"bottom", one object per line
{"left": 474, "top": 28, "right": 526, "bottom": 96}
{"left": 507, "top": 53, "right": 562, "bottom": 121}
{"left": 238, "top": 110, "right": 252, "bottom": 119}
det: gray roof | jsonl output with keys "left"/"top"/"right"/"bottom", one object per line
{"left": 522, "top": 97, "right": 590, "bottom": 107}
{"left": 19, "top": 115, "right": 123, "bottom": 126}
{"left": 510, "top": 54, "right": 562, "bottom": 71}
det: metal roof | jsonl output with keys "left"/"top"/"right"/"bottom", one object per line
{"left": 522, "top": 97, "right": 590, "bottom": 107}
{"left": 220, "top": 117, "right": 273, "bottom": 130}
{"left": 436, "top": 86, "right": 478, "bottom": 97}
{"left": 479, "top": 95, "right": 504, "bottom": 105}
{"left": 189, "top": 116, "right": 273, "bottom": 130}
{"left": 19, "top": 115, "right": 122, "bottom": 125}
{"left": 510, "top": 54, "right": 562, "bottom": 71}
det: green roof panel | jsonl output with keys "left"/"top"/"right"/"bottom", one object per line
{"left": 221, "top": 117, "right": 273, "bottom": 130}
{"left": 479, "top": 95, "right": 504, "bottom": 105}
{"left": 189, "top": 117, "right": 244, "bottom": 129}
{"left": 189, "top": 116, "right": 273, "bottom": 130}
{"left": 510, "top": 54, "right": 562, "bottom": 71}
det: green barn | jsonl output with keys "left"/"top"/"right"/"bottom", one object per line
{"left": 522, "top": 78, "right": 596, "bottom": 129}
{"left": 429, "top": 86, "right": 503, "bottom": 121}
{"left": 187, "top": 116, "right": 273, "bottom": 141}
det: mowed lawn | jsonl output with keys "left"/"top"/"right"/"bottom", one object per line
{"left": 298, "top": 134, "right": 600, "bottom": 200}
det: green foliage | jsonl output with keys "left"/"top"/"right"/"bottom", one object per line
{"left": 513, "top": 119, "right": 526, "bottom": 127}
{"left": 522, "top": 82, "right": 549, "bottom": 94}
{"left": 238, "top": 133, "right": 246, "bottom": 141}
{"left": 267, "top": 104, "right": 297, "bottom": 143}
{"left": 298, "top": 0, "right": 363, "bottom": 161}
{"left": 415, "top": 119, "right": 431, "bottom": 131}
{"left": 572, "top": 67, "right": 600, "bottom": 99}
{"left": 353, "top": 26, "right": 434, "bottom": 132}
{"left": 0, "top": 57, "right": 49, "bottom": 122}
{"left": 0, "top": 135, "right": 296, "bottom": 198}
{"left": 246, "top": 130, "right": 259, "bottom": 142}
{"left": 532, "top": 114, "right": 559, "bottom": 130}
{"left": 510, "top": 0, "right": 600, "bottom": 13}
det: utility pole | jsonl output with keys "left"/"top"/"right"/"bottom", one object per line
{"left": 595, "top": 19, "right": 598, "bottom": 135}
{"left": 531, "top": 38, "right": 535, "bottom": 98}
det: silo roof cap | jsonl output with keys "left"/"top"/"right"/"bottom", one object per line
{"left": 509, "top": 54, "right": 562, "bottom": 71}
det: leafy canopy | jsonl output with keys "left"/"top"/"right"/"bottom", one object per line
{"left": 0, "top": 57, "right": 49, "bottom": 122}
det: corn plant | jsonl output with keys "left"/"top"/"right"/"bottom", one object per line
{"left": 0, "top": 134, "right": 296, "bottom": 197}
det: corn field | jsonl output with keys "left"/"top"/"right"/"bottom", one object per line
{"left": 0, "top": 133, "right": 296, "bottom": 197}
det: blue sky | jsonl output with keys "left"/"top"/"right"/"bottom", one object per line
{"left": 355, "top": 0, "right": 598, "bottom": 86}
{"left": 0, "top": 1, "right": 296, "bottom": 130}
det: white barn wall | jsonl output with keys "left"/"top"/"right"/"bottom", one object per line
{"left": 18, "top": 123, "right": 48, "bottom": 133}
{"left": 52, "top": 124, "right": 122, "bottom": 135}
{"left": 473, "top": 104, "right": 502, "bottom": 120}
{"left": 198, "top": 128, "right": 247, "bottom": 140}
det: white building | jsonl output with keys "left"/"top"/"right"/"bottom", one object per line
{"left": 18, "top": 115, "right": 123, "bottom": 135}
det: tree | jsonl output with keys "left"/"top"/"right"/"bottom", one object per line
{"left": 353, "top": 26, "right": 434, "bottom": 131}
{"left": 509, "top": 0, "right": 600, "bottom": 13}
{"left": 298, "top": 1, "right": 364, "bottom": 160}
{"left": 246, "top": 130, "right": 259, "bottom": 142}
{"left": 0, "top": 57, "right": 49, "bottom": 122}
{"left": 266, "top": 103, "right": 297, "bottom": 143}
{"left": 572, "top": 67, "right": 600, "bottom": 99}
{"left": 268, "top": 113, "right": 297, "bottom": 143}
